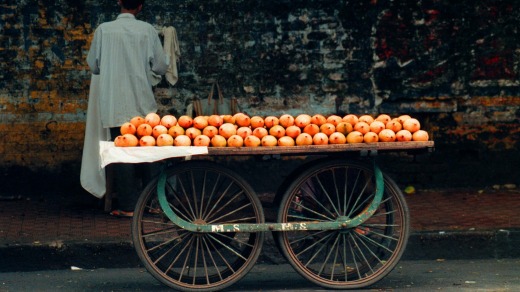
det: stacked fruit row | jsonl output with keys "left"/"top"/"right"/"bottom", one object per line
{"left": 113, "top": 112, "right": 429, "bottom": 147}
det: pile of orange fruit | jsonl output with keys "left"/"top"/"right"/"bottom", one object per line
{"left": 113, "top": 112, "right": 429, "bottom": 147}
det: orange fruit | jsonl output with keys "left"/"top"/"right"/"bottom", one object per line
{"left": 168, "top": 125, "right": 185, "bottom": 138}
{"left": 156, "top": 133, "right": 174, "bottom": 146}
{"left": 160, "top": 115, "right": 177, "bottom": 128}
{"left": 342, "top": 114, "right": 359, "bottom": 126}
{"left": 320, "top": 123, "right": 336, "bottom": 136}
{"left": 358, "top": 115, "right": 374, "bottom": 124}
{"left": 379, "top": 129, "right": 396, "bottom": 142}
{"left": 152, "top": 125, "right": 168, "bottom": 138}
{"left": 202, "top": 125, "right": 219, "bottom": 138}
{"left": 386, "top": 119, "right": 402, "bottom": 132}
{"left": 346, "top": 131, "right": 364, "bottom": 143}
{"left": 329, "top": 132, "right": 346, "bottom": 144}
{"left": 295, "top": 133, "right": 313, "bottom": 146}
{"left": 312, "top": 132, "right": 329, "bottom": 145}
{"left": 250, "top": 116, "right": 265, "bottom": 129}
{"left": 311, "top": 114, "right": 327, "bottom": 126}
{"left": 244, "top": 135, "right": 261, "bottom": 147}
{"left": 227, "top": 135, "right": 244, "bottom": 147}
{"left": 412, "top": 130, "right": 429, "bottom": 141}
{"left": 375, "top": 114, "right": 392, "bottom": 124}
{"left": 234, "top": 113, "right": 251, "bottom": 127}
{"left": 145, "top": 113, "right": 161, "bottom": 127}
{"left": 210, "top": 135, "right": 227, "bottom": 147}
{"left": 236, "top": 127, "right": 253, "bottom": 139}
{"left": 326, "top": 115, "right": 342, "bottom": 126}
{"left": 397, "top": 114, "right": 412, "bottom": 124}
{"left": 353, "top": 121, "right": 370, "bottom": 135}
{"left": 174, "top": 135, "right": 191, "bottom": 146}
{"left": 264, "top": 116, "right": 279, "bottom": 128}
{"left": 207, "top": 115, "right": 224, "bottom": 127}
{"left": 363, "top": 132, "right": 379, "bottom": 143}
{"left": 396, "top": 129, "right": 412, "bottom": 142}
{"left": 303, "top": 124, "right": 320, "bottom": 136}
{"left": 279, "top": 114, "right": 295, "bottom": 128}
{"left": 120, "top": 122, "right": 136, "bottom": 135}
{"left": 278, "top": 136, "right": 295, "bottom": 147}
{"left": 193, "top": 135, "right": 211, "bottom": 146}
{"left": 269, "top": 125, "right": 286, "bottom": 139}
{"left": 369, "top": 121, "right": 386, "bottom": 134}
{"left": 139, "top": 135, "right": 156, "bottom": 147}
{"left": 185, "top": 127, "right": 202, "bottom": 140}
{"left": 285, "top": 125, "right": 301, "bottom": 139}
{"left": 252, "top": 127, "right": 268, "bottom": 139}
{"left": 403, "top": 118, "right": 421, "bottom": 133}
{"left": 335, "top": 122, "right": 353, "bottom": 135}
{"left": 177, "top": 115, "right": 193, "bottom": 128}
{"left": 136, "top": 123, "right": 153, "bottom": 137}
{"left": 261, "top": 135, "right": 278, "bottom": 146}
{"left": 130, "top": 116, "right": 146, "bottom": 128}
{"left": 218, "top": 123, "right": 237, "bottom": 139}
{"left": 294, "top": 114, "right": 312, "bottom": 128}
{"left": 193, "top": 116, "right": 209, "bottom": 130}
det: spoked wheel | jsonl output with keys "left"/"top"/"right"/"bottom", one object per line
{"left": 132, "top": 160, "right": 264, "bottom": 292}
{"left": 276, "top": 159, "right": 409, "bottom": 289}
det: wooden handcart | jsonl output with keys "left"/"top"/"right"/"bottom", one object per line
{"left": 104, "top": 141, "right": 434, "bottom": 291}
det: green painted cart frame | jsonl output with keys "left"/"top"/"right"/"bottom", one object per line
{"left": 130, "top": 141, "right": 434, "bottom": 291}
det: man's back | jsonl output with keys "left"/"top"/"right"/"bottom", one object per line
{"left": 87, "top": 13, "right": 167, "bottom": 128}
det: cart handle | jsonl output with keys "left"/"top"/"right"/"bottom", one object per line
{"left": 156, "top": 162, "right": 384, "bottom": 233}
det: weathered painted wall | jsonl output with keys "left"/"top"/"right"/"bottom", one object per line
{"left": 0, "top": 0, "right": 519, "bottom": 191}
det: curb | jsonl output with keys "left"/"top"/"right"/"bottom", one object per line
{"left": 1, "top": 229, "right": 518, "bottom": 272}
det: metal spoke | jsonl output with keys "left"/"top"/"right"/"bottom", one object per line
{"left": 142, "top": 226, "right": 181, "bottom": 238}
{"left": 205, "top": 235, "right": 235, "bottom": 273}
{"left": 167, "top": 180, "right": 196, "bottom": 221}
{"left": 203, "top": 181, "right": 236, "bottom": 221}
{"left": 314, "top": 174, "right": 341, "bottom": 216}
{"left": 292, "top": 198, "right": 334, "bottom": 221}
{"left": 207, "top": 201, "right": 252, "bottom": 224}
{"left": 190, "top": 170, "right": 200, "bottom": 219}
{"left": 349, "top": 233, "right": 374, "bottom": 274}
{"left": 147, "top": 231, "right": 188, "bottom": 253}
{"left": 303, "top": 232, "right": 335, "bottom": 268}
{"left": 343, "top": 166, "right": 349, "bottom": 217}
{"left": 288, "top": 229, "right": 330, "bottom": 246}
{"left": 151, "top": 234, "right": 189, "bottom": 265}
{"left": 207, "top": 234, "right": 248, "bottom": 261}
{"left": 201, "top": 236, "right": 223, "bottom": 282}
{"left": 318, "top": 233, "right": 341, "bottom": 276}
{"left": 344, "top": 168, "right": 362, "bottom": 216}
{"left": 299, "top": 187, "right": 336, "bottom": 220}
{"left": 295, "top": 232, "right": 335, "bottom": 258}
{"left": 213, "top": 232, "right": 255, "bottom": 248}
{"left": 352, "top": 232, "right": 384, "bottom": 266}
{"left": 346, "top": 175, "right": 372, "bottom": 218}
{"left": 178, "top": 236, "right": 195, "bottom": 282}
{"left": 202, "top": 173, "right": 222, "bottom": 217}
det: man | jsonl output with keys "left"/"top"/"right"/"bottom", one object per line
{"left": 86, "top": 0, "right": 168, "bottom": 217}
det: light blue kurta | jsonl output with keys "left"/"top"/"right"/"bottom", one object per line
{"left": 87, "top": 13, "right": 168, "bottom": 128}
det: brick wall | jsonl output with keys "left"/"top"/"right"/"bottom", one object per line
{"left": 0, "top": 0, "right": 519, "bottom": 192}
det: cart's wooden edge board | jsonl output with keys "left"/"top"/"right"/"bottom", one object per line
{"left": 206, "top": 141, "right": 434, "bottom": 156}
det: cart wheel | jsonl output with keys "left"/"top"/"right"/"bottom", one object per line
{"left": 132, "top": 161, "right": 264, "bottom": 292}
{"left": 276, "top": 159, "right": 409, "bottom": 289}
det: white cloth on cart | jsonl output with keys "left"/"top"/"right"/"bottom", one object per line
{"left": 99, "top": 142, "right": 208, "bottom": 168}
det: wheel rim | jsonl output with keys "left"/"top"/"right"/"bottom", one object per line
{"left": 277, "top": 161, "right": 409, "bottom": 289}
{"left": 133, "top": 161, "right": 264, "bottom": 292}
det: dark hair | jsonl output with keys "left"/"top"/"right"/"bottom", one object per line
{"left": 121, "top": 0, "right": 144, "bottom": 10}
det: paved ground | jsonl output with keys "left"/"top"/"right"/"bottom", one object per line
{"left": 1, "top": 186, "right": 519, "bottom": 262}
